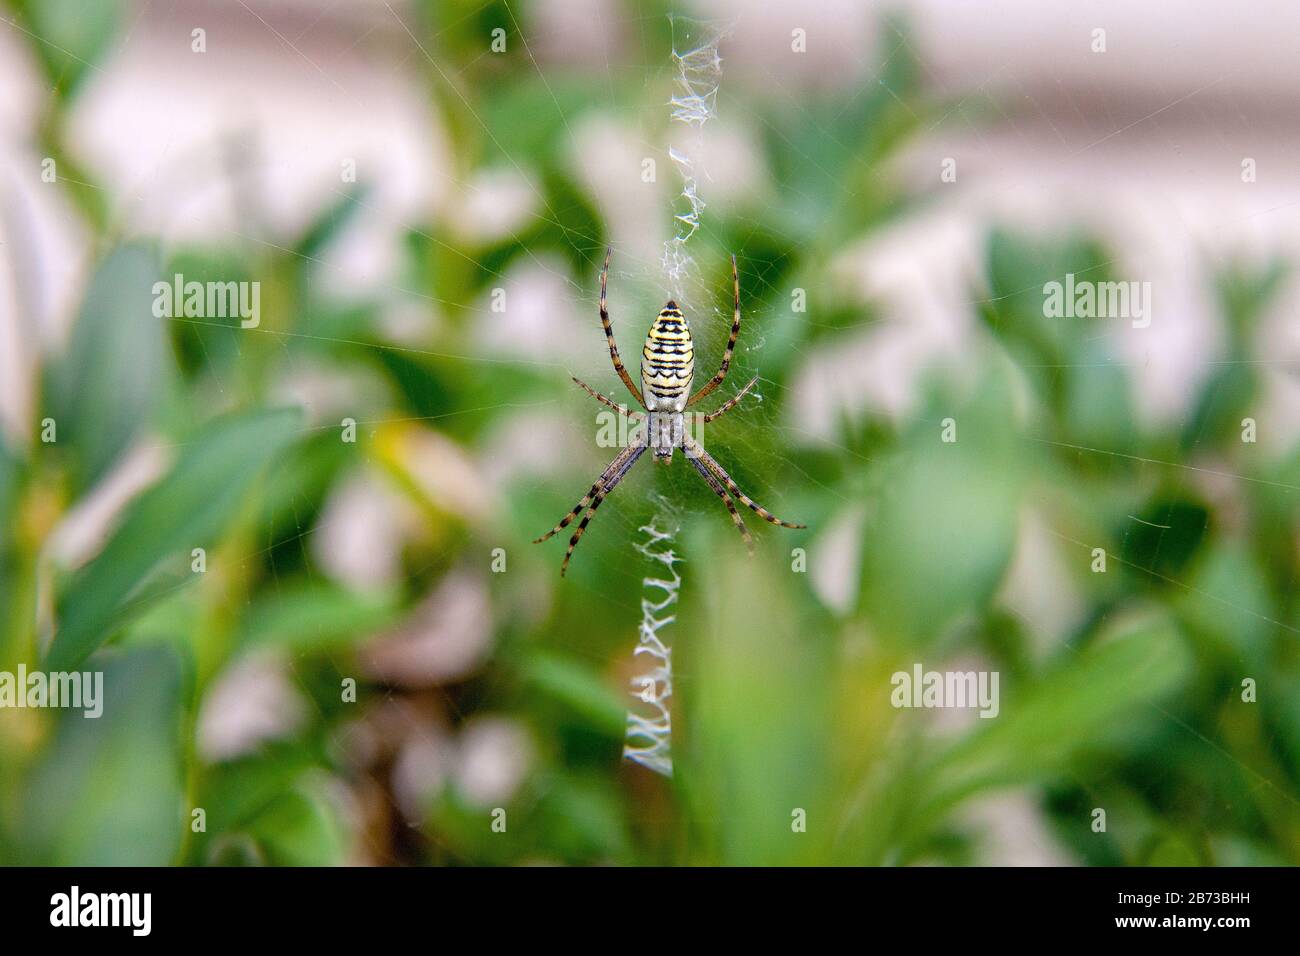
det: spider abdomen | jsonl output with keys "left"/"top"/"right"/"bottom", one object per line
{"left": 641, "top": 300, "right": 695, "bottom": 411}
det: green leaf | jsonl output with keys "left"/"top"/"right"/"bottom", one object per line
{"left": 1216, "top": 257, "right": 1288, "bottom": 347}
{"left": 860, "top": 364, "right": 1026, "bottom": 642}
{"left": 1118, "top": 496, "right": 1209, "bottom": 583}
{"left": 0, "top": 437, "right": 24, "bottom": 653}
{"left": 47, "top": 406, "right": 302, "bottom": 670}
{"left": 1142, "top": 833, "right": 1202, "bottom": 866}
{"left": 48, "top": 243, "right": 172, "bottom": 493}
{"left": 980, "top": 228, "right": 1116, "bottom": 417}
{"left": 683, "top": 549, "right": 834, "bottom": 865}
{"left": 521, "top": 651, "right": 626, "bottom": 738}
{"left": 1180, "top": 361, "right": 1257, "bottom": 453}
{"left": 246, "top": 778, "right": 348, "bottom": 866}
{"left": 242, "top": 583, "right": 400, "bottom": 652}
{"left": 531, "top": 775, "right": 632, "bottom": 861}
{"left": 193, "top": 747, "right": 317, "bottom": 844}
{"left": 17, "top": 0, "right": 123, "bottom": 96}
{"left": 162, "top": 248, "right": 256, "bottom": 378}
{"left": 1210, "top": 834, "right": 1291, "bottom": 866}
{"left": 296, "top": 185, "right": 370, "bottom": 264}
{"left": 1062, "top": 341, "right": 1137, "bottom": 453}
{"left": 1176, "top": 544, "right": 1275, "bottom": 668}
{"left": 921, "top": 614, "right": 1192, "bottom": 818}
{"left": 20, "top": 647, "right": 183, "bottom": 865}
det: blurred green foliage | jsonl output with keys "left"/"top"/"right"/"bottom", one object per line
{"left": 0, "top": 0, "right": 1297, "bottom": 867}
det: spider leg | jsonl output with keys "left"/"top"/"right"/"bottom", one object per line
{"left": 686, "top": 253, "right": 742, "bottom": 407}
{"left": 687, "top": 454, "right": 754, "bottom": 554}
{"left": 702, "top": 375, "right": 759, "bottom": 424}
{"left": 572, "top": 376, "right": 642, "bottom": 418}
{"left": 684, "top": 435, "right": 805, "bottom": 529}
{"left": 599, "top": 247, "right": 647, "bottom": 409}
{"left": 559, "top": 443, "right": 648, "bottom": 575}
{"left": 533, "top": 440, "right": 646, "bottom": 544}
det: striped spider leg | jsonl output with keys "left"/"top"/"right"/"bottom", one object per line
{"left": 570, "top": 376, "right": 643, "bottom": 420}
{"left": 598, "top": 246, "right": 647, "bottom": 410}
{"left": 678, "top": 257, "right": 795, "bottom": 540}
{"left": 533, "top": 436, "right": 649, "bottom": 576}
{"left": 675, "top": 374, "right": 762, "bottom": 551}
{"left": 702, "top": 375, "right": 759, "bottom": 424}
{"left": 686, "top": 454, "right": 754, "bottom": 554}
{"left": 683, "top": 434, "right": 805, "bottom": 531}
{"left": 684, "top": 253, "right": 743, "bottom": 407}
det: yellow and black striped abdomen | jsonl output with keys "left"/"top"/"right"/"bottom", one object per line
{"left": 641, "top": 300, "right": 695, "bottom": 410}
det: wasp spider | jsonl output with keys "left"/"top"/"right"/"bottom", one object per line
{"left": 535, "top": 248, "right": 805, "bottom": 575}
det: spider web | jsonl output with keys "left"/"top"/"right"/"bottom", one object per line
{"left": 15, "top": 0, "right": 1300, "bottom": 866}
{"left": 438, "top": 2, "right": 1300, "bottom": 861}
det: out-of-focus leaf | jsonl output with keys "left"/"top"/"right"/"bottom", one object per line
{"left": 246, "top": 778, "right": 348, "bottom": 866}
{"left": 0, "top": 437, "right": 24, "bottom": 655}
{"left": 1175, "top": 543, "right": 1274, "bottom": 668}
{"left": 1176, "top": 246, "right": 1284, "bottom": 456}
{"left": 242, "top": 583, "right": 400, "bottom": 651}
{"left": 47, "top": 407, "right": 302, "bottom": 670}
{"left": 1210, "top": 834, "right": 1291, "bottom": 866}
{"left": 531, "top": 775, "right": 631, "bottom": 861}
{"left": 194, "top": 747, "right": 317, "bottom": 848}
{"left": 20, "top": 646, "right": 182, "bottom": 865}
{"left": 980, "top": 228, "right": 1117, "bottom": 422}
{"left": 16, "top": 0, "right": 122, "bottom": 96}
{"left": 162, "top": 248, "right": 255, "bottom": 379}
{"left": 1062, "top": 342, "right": 1136, "bottom": 453}
{"left": 1117, "top": 496, "right": 1209, "bottom": 584}
{"left": 1142, "top": 833, "right": 1202, "bottom": 866}
{"left": 1180, "top": 362, "right": 1257, "bottom": 454}
{"left": 860, "top": 363, "right": 1026, "bottom": 642}
{"left": 920, "top": 614, "right": 1192, "bottom": 819}
{"left": 682, "top": 540, "right": 834, "bottom": 865}
{"left": 373, "top": 349, "right": 454, "bottom": 421}
{"left": 48, "top": 243, "right": 171, "bottom": 493}
{"left": 482, "top": 78, "right": 603, "bottom": 170}
{"left": 253, "top": 433, "right": 350, "bottom": 544}
{"left": 760, "top": 16, "right": 922, "bottom": 246}
{"left": 296, "top": 185, "right": 370, "bottom": 263}
{"left": 521, "top": 651, "right": 626, "bottom": 739}
{"left": 1266, "top": 672, "right": 1300, "bottom": 777}
{"left": 1217, "top": 258, "right": 1288, "bottom": 347}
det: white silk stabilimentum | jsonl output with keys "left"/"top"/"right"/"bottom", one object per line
{"left": 660, "top": 16, "right": 729, "bottom": 297}
{"left": 625, "top": 17, "right": 730, "bottom": 778}
{"left": 622, "top": 517, "right": 680, "bottom": 777}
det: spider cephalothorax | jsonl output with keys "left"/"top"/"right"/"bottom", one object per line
{"left": 534, "top": 248, "right": 805, "bottom": 575}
